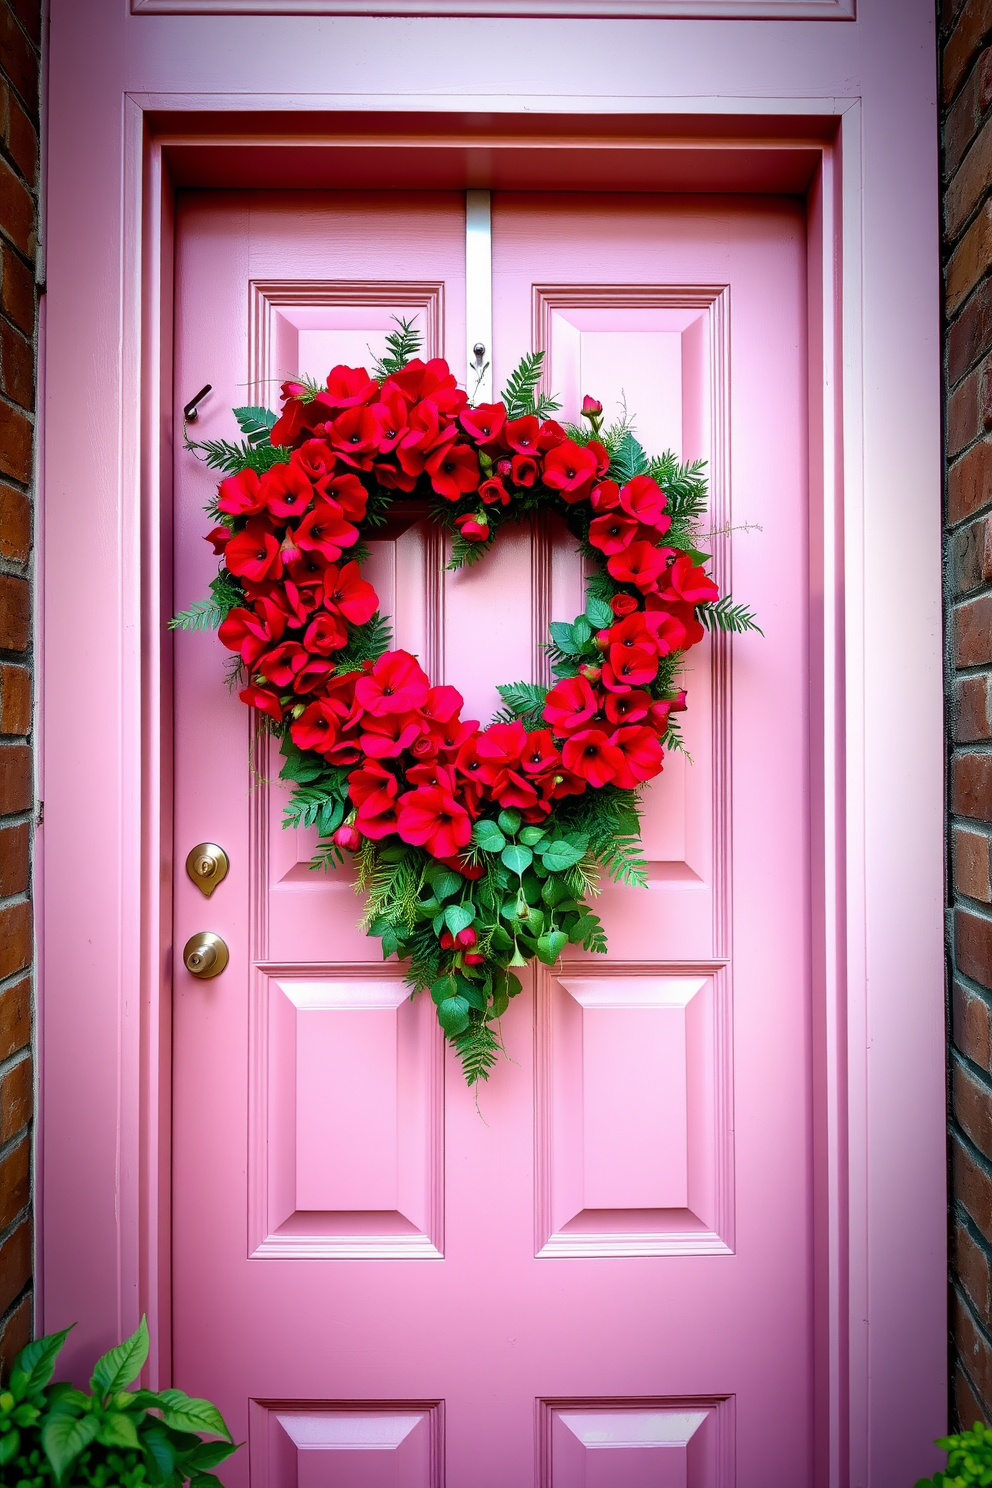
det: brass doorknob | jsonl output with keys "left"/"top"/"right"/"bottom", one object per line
{"left": 182, "top": 931, "right": 229, "bottom": 979}
{"left": 185, "top": 842, "right": 229, "bottom": 897}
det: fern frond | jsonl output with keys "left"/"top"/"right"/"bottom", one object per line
{"left": 446, "top": 533, "right": 496, "bottom": 571}
{"left": 495, "top": 681, "right": 548, "bottom": 722}
{"left": 195, "top": 438, "right": 290, "bottom": 478}
{"left": 283, "top": 785, "right": 347, "bottom": 839}
{"left": 500, "top": 351, "right": 561, "bottom": 420}
{"left": 609, "top": 428, "right": 649, "bottom": 485}
{"left": 453, "top": 1020, "right": 501, "bottom": 1086}
{"left": 332, "top": 612, "right": 393, "bottom": 674}
{"left": 169, "top": 570, "right": 243, "bottom": 631}
{"left": 372, "top": 315, "right": 423, "bottom": 380}
{"left": 698, "top": 596, "right": 763, "bottom": 635}
{"left": 232, "top": 405, "right": 278, "bottom": 446}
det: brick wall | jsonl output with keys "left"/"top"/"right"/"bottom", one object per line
{"left": 0, "top": 0, "right": 39, "bottom": 1381}
{"left": 944, "top": 0, "right": 992, "bottom": 1430}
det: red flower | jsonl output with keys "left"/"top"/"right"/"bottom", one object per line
{"left": 256, "top": 641, "right": 308, "bottom": 689}
{"left": 382, "top": 358, "right": 467, "bottom": 416}
{"left": 658, "top": 553, "right": 720, "bottom": 605}
{"left": 225, "top": 519, "right": 284, "bottom": 582}
{"left": 290, "top": 699, "right": 342, "bottom": 754}
{"left": 538, "top": 420, "right": 569, "bottom": 452}
{"left": 262, "top": 464, "right": 314, "bottom": 520}
{"left": 518, "top": 729, "right": 561, "bottom": 775}
{"left": 543, "top": 675, "right": 599, "bottom": 735}
{"left": 204, "top": 527, "right": 232, "bottom": 555}
{"left": 360, "top": 712, "right": 424, "bottom": 758}
{"left": 420, "top": 685, "right": 464, "bottom": 724}
{"left": 323, "top": 561, "right": 377, "bottom": 625}
{"left": 541, "top": 440, "right": 599, "bottom": 502}
{"left": 561, "top": 728, "right": 624, "bottom": 787}
{"left": 328, "top": 405, "right": 386, "bottom": 467}
{"left": 355, "top": 799, "right": 401, "bottom": 839}
{"left": 374, "top": 460, "right": 418, "bottom": 492}
{"left": 348, "top": 762, "right": 399, "bottom": 816}
{"left": 455, "top": 512, "right": 489, "bottom": 542}
{"left": 218, "top": 599, "right": 285, "bottom": 666}
{"left": 589, "top": 511, "right": 639, "bottom": 555}
{"left": 610, "top": 593, "right": 638, "bottom": 617}
{"left": 355, "top": 650, "right": 430, "bottom": 716}
{"left": 479, "top": 476, "right": 511, "bottom": 505}
{"left": 269, "top": 396, "right": 323, "bottom": 450}
{"left": 460, "top": 403, "right": 506, "bottom": 444}
{"left": 239, "top": 684, "right": 284, "bottom": 722}
{"left": 295, "top": 501, "right": 360, "bottom": 563}
{"left": 426, "top": 442, "right": 480, "bottom": 500}
{"left": 604, "top": 688, "right": 651, "bottom": 725}
{"left": 644, "top": 610, "right": 688, "bottom": 656}
{"left": 581, "top": 395, "right": 603, "bottom": 418}
{"left": 397, "top": 786, "right": 472, "bottom": 859}
{"left": 289, "top": 439, "right": 337, "bottom": 484}
{"left": 321, "top": 471, "right": 368, "bottom": 521}
{"left": 303, "top": 610, "right": 348, "bottom": 655}
{"left": 590, "top": 480, "right": 621, "bottom": 513}
{"left": 646, "top": 595, "right": 703, "bottom": 650}
{"left": 372, "top": 390, "right": 411, "bottom": 454}
{"left": 607, "top": 540, "right": 673, "bottom": 593}
{"left": 603, "top": 645, "right": 658, "bottom": 689}
{"left": 323, "top": 364, "right": 379, "bottom": 410}
{"left": 619, "top": 474, "right": 668, "bottom": 529}
{"left": 285, "top": 549, "right": 330, "bottom": 589}
{"left": 217, "top": 468, "right": 266, "bottom": 517}
{"left": 504, "top": 415, "right": 540, "bottom": 454}
{"left": 510, "top": 454, "right": 539, "bottom": 488}
{"left": 610, "top": 725, "right": 664, "bottom": 788}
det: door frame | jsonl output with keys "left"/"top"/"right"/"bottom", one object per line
{"left": 40, "top": 95, "right": 945, "bottom": 1486}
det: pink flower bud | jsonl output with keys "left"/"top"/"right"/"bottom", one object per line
{"left": 463, "top": 952, "right": 485, "bottom": 966}
{"left": 456, "top": 927, "right": 477, "bottom": 948}
{"left": 581, "top": 395, "right": 604, "bottom": 418}
{"left": 332, "top": 824, "right": 362, "bottom": 851}
{"left": 579, "top": 663, "right": 602, "bottom": 682}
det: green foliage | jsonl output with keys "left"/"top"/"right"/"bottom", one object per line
{"left": 0, "top": 1319, "right": 237, "bottom": 1487}
{"left": 452, "top": 1021, "right": 501, "bottom": 1085}
{"left": 371, "top": 315, "right": 423, "bottom": 381}
{"left": 608, "top": 428, "right": 650, "bottom": 485}
{"left": 330, "top": 612, "right": 393, "bottom": 674}
{"left": 917, "top": 1421, "right": 992, "bottom": 1487}
{"left": 445, "top": 529, "right": 496, "bottom": 572}
{"left": 193, "top": 438, "right": 289, "bottom": 479}
{"left": 499, "top": 351, "right": 561, "bottom": 421}
{"left": 169, "top": 571, "right": 243, "bottom": 632}
{"left": 231, "top": 405, "right": 278, "bottom": 447}
{"left": 494, "top": 681, "right": 548, "bottom": 725}
{"left": 698, "top": 595, "right": 763, "bottom": 635}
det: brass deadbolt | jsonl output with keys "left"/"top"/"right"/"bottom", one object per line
{"left": 182, "top": 931, "right": 229, "bottom": 979}
{"left": 185, "top": 842, "right": 229, "bottom": 897}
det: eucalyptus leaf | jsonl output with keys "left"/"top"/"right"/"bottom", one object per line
{"left": 537, "top": 930, "right": 569, "bottom": 964}
{"left": 497, "top": 808, "right": 522, "bottom": 836}
{"left": 501, "top": 844, "right": 533, "bottom": 874}
{"left": 539, "top": 840, "right": 586, "bottom": 872}
{"left": 472, "top": 820, "right": 507, "bottom": 853}
{"left": 437, "top": 995, "right": 471, "bottom": 1036}
{"left": 518, "top": 826, "right": 547, "bottom": 846}
{"left": 444, "top": 903, "right": 475, "bottom": 935}
{"left": 427, "top": 868, "right": 461, "bottom": 900}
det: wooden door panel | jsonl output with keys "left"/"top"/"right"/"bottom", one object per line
{"left": 173, "top": 189, "right": 812, "bottom": 1486}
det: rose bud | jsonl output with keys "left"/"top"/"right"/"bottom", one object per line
{"left": 671, "top": 688, "right": 688, "bottom": 712}
{"left": 332, "top": 824, "right": 362, "bottom": 851}
{"left": 456, "top": 926, "right": 477, "bottom": 948}
{"left": 581, "top": 395, "right": 603, "bottom": 418}
{"left": 439, "top": 930, "right": 455, "bottom": 949}
{"left": 454, "top": 512, "right": 490, "bottom": 542}
{"left": 497, "top": 459, "right": 513, "bottom": 477}
{"left": 595, "top": 630, "right": 611, "bottom": 652}
{"left": 204, "top": 526, "right": 232, "bottom": 554}
{"left": 579, "top": 663, "right": 602, "bottom": 683}
{"left": 463, "top": 952, "right": 485, "bottom": 966}
{"left": 610, "top": 593, "right": 639, "bottom": 617}
{"left": 478, "top": 477, "right": 510, "bottom": 507}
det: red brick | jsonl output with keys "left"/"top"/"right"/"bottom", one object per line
{"left": 944, "top": 0, "right": 969, "bottom": 32}
{"left": 0, "top": 8, "right": 38, "bottom": 119}
{"left": 956, "top": 823, "right": 992, "bottom": 901}
{"left": 0, "top": 153, "right": 33, "bottom": 260}
{"left": 0, "top": 244, "right": 33, "bottom": 339}
{"left": 957, "top": 675, "right": 992, "bottom": 742}
{"left": 0, "top": 483, "right": 30, "bottom": 566}
{"left": 0, "top": 976, "right": 29, "bottom": 1062}
{"left": 958, "top": 906, "right": 992, "bottom": 987}
{"left": 945, "top": 0, "right": 992, "bottom": 105}
{"left": 0, "top": 662, "right": 30, "bottom": 737}
{"left": 0, "top": 1218, "right": 30, "bottom": 1317}
{"left": 0, "top": 823, "right": 29, "bottom": 898}
{"left": 954, "top": 753, "right": 992, "bottom": 821}
{"left": 0, "top": 399, "right": 31, "bottom": 486}
{"left": 957, "top": 594, "right": 992, "bottom": 667}
{"left": 950, "top": 437, "right": 992, "bottom": 523}
{"left": 958, "top": 1222, "right": 992, "bottom": 1322}
{"left": 0, "top": 320, "right": 33, "bottom": 413}
{"left": 0, "top": 1133, "right": 28, "bottom": 1234}
{"left": 954, "top": 1285, "right": 992, "bottom": 1408}
{"left": 5, "top": 90, "right": 36, "bottom": 189}
{"left": 956, "top": 1057, "right": 992, "bottom": 1155}
{"left": 948, "top": 49, "right": 992, "bottom": 178}
{"left": 955, "top": 1134, "right": 992, "bottom": 1241}
{"left": 953, "top": 512, "right": 992, "bottom": 592}
{"left": 0, "top": 573, "right": 29, "bottom": 652}
{"left": 0, "top": 1053, "right": 30, "bottom": 1145}
{"left": 956, "top": 1356, "right": 992, "bottom": 1429}
{"left": 0, "top": 900, "right": 32, "bottom": 986}
{"left": 0, "top": 745, "right": 30, "bottom": 815}
{"left": 0, "top": 1288, "right": 30, "bottom": 1385}
{"left": 952, "top": 277, "right": 992, "bottom": 388}
{"left": 956, "top": 980, "right": 992, "bottom": 1069}
{"left": 947, "top": 115, "right": 992, "bottom": 243}
{"left": 950, "top": 364, "right": 984, "bottom": 456}
{"left": 7, "top": 0, "right": 41, "bottom": 48}
{"left": 948, "top": 201, "right": 992, "bottom": 315}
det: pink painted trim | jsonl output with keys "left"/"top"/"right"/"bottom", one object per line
{"left": 131, "top": 0, "right": 855, "bottom": 15}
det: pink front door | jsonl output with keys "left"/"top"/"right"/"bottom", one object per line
{"left": 172, "top": 187, "right": 810, "bottom": 1486}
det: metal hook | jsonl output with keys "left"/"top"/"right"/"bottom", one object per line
{"left": 183, "top": 384, "right": 212, "bottom": 423}
{"left": 472, "top": 343, "right": 486, "bottom": 369}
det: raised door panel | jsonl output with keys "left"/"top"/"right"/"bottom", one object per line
{"left": 251, "top": 1403, "right": 444, "bottom": 1488}
{"left": 542, "top": 1399, "right": 733, "bottom": 1487}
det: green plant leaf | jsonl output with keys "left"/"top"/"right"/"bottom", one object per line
{"left": 232, "top": 405, "right": 278, "bottom": 446}
{"left": 501, "top": 844, "right": 533, "bottom": 874}
{"left": 10, "top": 1326, "right": 73, "bottom": 1399}
{"left": 437, "top": 995, "right": 471, "bottom": 1036}
{"left": 91, "top": 1317, "right": 149, "bottom": 1396}
{"left": 0, "top": 1430, "right": 20, "bottom": 1464}
{"left": 427, "top": 868, "right": 462, "bottom": 900}
{"left": 155, "top": 1389, "right": 232, "bottom": 1440}
{"left": 585, "top": 595, "right": 614, "bottom": 629}
{"left": 497, "top": 808, "right": 522, "bottom": 837}
{"left": 518, "top": 826, "right": 547, "bottom": 846}
{"left": 444, "top": 903, "right": 475, "bottom": 936}
{"left": 539, "top": 839, "right": 586, "bottom": 872}
{"left": 537, "top": 930, "right": 568, "bottom": 964}
{"left": 189, "top": 1439, "right": 240, "bottom": 1469}
{"left": 190, "top": 1476, "right": 224, "bottom": 1488}
{"left": 472, "top": 820, "right": 507, "bottom": 853}
{"left": 42, "top": 1410, "right": 100, "bottom": 1481}
{"left": 97, "top": 1411, "right": 141, "bottom": 1450}
{"left": 139, "top": 1422, "right": 177, "bottom": 1481}
{"left": 549, "top": 620, "right": 579, "bottom": 655}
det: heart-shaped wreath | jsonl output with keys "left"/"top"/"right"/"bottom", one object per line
{"left": 174, "top": 319, "right": 758, "bottom": 1083}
